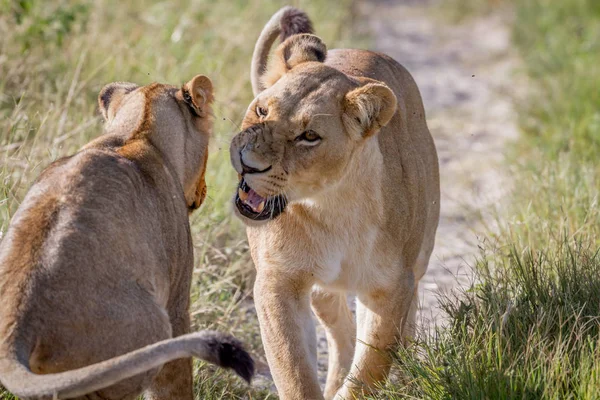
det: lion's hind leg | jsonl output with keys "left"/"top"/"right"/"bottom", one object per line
{"left": 144, "top": 357, "right": 192, "bottom": 400}
{"left": 335, "top": 273, "right": 415, "bottom": 399}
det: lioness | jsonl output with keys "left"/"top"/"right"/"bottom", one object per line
{"left": 0, "top": 76, "right": 254, "bottom": 400}
{"left": 230, "top": 7, "right": 440, "bottom": 400}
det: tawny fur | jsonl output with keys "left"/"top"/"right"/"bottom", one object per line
{"left": 231, "top": 8, "right": 440, "bottom": 400}
{"left": 0, "top": 76, "right": 254, "bottom": 400}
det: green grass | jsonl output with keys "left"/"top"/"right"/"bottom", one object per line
{"left": 373, "top": 0, "right": 600, "bottom": 398}
{"left": 0, "top": 0, "right": 357, "bottom": 398}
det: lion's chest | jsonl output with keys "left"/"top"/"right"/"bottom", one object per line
{"left": 251, "top": 206, "right": 399, "bottom": 293}
{"left": 312, "top": 225, "right": 392, "bottom": 293}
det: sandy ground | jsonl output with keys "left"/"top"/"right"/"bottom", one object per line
{"left": 254, "top": 0, "right": 520, "bottom": 390}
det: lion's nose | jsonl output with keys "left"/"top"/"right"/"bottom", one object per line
{"left": 240, "top": 151, "right": 272, "bottom": 175}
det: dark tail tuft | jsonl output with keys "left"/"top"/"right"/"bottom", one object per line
{"left": 216, "top": 337, "right": 255, "bottom": 383}
{"left": 202, "top": 332, "right": 255, "bottom": 383}
{"left": 279, "top": 7, "right": 314, "bottom": 42}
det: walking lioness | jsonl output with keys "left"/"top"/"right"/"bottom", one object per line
{"left": 230, "top": 7, "right": 440, "bottom": 400}
{"left": 0, "top": 76, "right": 253, "bottom": 400}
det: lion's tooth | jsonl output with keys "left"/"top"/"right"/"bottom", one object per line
{"left": 238, "top": 188, "right": 248, "bottom": 202}
{"left": 257, "top": 201, "right": 265, "bottom": 213}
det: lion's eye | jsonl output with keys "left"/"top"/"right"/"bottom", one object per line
{"left": 295, "top": 130, "right": 321, "bottom": 145}
{"left": 256, "top": 106, "right": 268, "bottom": 118}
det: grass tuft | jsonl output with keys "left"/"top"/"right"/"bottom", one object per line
{"left": 373, "top": 242, "right": 600, "bottom": 399}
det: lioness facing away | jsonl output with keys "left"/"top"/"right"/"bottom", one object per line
{"left": 0, "top": 76, "right": 254, "bottom": 400}
{"left": 230, "top": 7, "right": 440, "bottom": 400}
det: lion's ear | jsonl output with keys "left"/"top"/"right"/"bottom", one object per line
{"left": 342, "top": 82, "right": 397, "bottom": 138}
{"left": 263, "top": 34, "right": 327, "bottom": 88}
{"left": 98, "top": 82, "right": 138, "bottom": 121}
{"left": 279, "top": 34, "right": 326, "bottom": 69}
{"left": 183, "top": 75, "right": 214, "bottom": 117}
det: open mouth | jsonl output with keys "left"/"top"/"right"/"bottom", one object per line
{"left": 235, "top": 178, "right": 287, "bottom": 221}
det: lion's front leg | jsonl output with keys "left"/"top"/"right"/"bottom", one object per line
{"left": 335, "top": 273, "right": 415, "bottom": 399}
{"left": 254, "top": 270, "right": 323, "bottom": 400}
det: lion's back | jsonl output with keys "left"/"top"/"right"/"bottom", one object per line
{"left": 0, "top": 148, "right": 174, "bottom": 326}
{"left": 0, "top": 147, "right": 179, "bottom": 374}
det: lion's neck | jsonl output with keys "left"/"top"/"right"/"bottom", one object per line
{"left": 98, "top": 120, "right": 187, "bottom": 193}
{"left": 299, "top": 138, "right": 384, "bottom": 224}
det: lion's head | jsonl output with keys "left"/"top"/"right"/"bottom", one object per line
{"left": 230, "top": 34, "right": 397, "bottom": 225}
{"left": 96, "top": 75, "right": 214, "bottom": 212}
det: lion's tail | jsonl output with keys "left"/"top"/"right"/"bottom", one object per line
{"left": 251, "top": 6, "right": 314, "bottom": 96}
{"left": 0, "top": 331, "right": 254, "bottom": 400}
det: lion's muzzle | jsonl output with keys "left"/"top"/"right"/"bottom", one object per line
{"left": 230, "top": 124, "right": 288, "bottom": 223}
